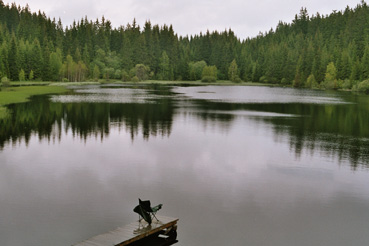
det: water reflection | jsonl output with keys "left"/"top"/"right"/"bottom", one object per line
{"left": 1, "top": 85, "right": 369, "bottom": 246}
{"left": 0, "top": 89, "right": 174, "bottom": 148}
{"left": 185, "top": 96, "right": 369, "bottom": 168}
{"left": 1, "top": 85, "right": 369, "bottom": 170}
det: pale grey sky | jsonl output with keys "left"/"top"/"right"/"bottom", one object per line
{"left": 4, "top": 0, "right": 363, "bottom": 39}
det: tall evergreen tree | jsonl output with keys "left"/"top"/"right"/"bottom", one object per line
{"left": 8, "top": 35, "right": 19, "bottom": 81}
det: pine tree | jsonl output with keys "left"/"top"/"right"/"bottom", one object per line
{"left": 293, "top": 56, "right": 304, "bottom": 87}
{"left": 8, "top": 35, "right": 19, "bottom": 81}
{"left": 29, "top": 39, "right": 43, "bottom": 80}
{"left": 350, "top": 58, "right": 361, "bottom": 82}
{"left": 42, "top": 39, "right": 51, "bottom": 81}
{"left": 361, "top": 45, "right": 369, "bottom": 80}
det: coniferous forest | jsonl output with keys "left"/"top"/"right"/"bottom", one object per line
{"left": 1, "top": 1, "right": 369, "bottom": 91}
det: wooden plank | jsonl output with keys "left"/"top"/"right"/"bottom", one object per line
{"left": 73, "top": 216, "right": 178, "bottom": 246}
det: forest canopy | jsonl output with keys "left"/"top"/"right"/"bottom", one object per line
{"left": 1, "top": 0, "right": 369, "bottom": 90}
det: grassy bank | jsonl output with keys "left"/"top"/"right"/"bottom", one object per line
{"left": 0, "top": 86, "right": 68, "bottom": 119}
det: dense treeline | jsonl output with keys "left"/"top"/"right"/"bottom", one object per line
{"left": 240, "top": 1, "right": 369, "bottom": 91}
{"left": 1, "top": 0, "right": 369, "bottom": 90}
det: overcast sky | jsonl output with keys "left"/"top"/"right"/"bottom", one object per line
{"left": 4, "top": 0, "right": 362, "bottom": 39}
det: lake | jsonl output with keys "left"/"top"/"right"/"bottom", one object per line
{"left": 1, "top": 85, "right": 369, "bottom": 246}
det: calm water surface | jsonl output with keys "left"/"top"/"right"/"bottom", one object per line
{"left": 1, "top": 85, "right": 369, "bottom": 246}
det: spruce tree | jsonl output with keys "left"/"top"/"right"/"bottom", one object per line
{"left": 8, "top": 35, "right": 19, "bottom": 81}
{"left": 361, "top": 45, "right": 369, "bottom": 80}
{"left": 29, "top": 39, "right": 43, "bottom": 80}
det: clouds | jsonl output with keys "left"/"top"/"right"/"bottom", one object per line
{"left": 4, "top": 0, "right": 361, "bottom": 39}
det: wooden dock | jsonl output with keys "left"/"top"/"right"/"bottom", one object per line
{"left": 73, "top": 215, "right": 178, "bottom": 246}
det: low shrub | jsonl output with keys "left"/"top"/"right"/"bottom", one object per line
{"left": 305, "top": 74, "right": 320, "bottom": 89}
{"left": 121, "top": 70, "right": 130, "bottom": 82}
{"left": 341, "top": 79, "right": 352, "bottom": 90}
{"left": 132, "top": 76, "right": 140, "bottom": 82}
{"left": 322, "top": 80, "right": 337, "bottom": 90}
{"left": 201, "top": 76, "right": 216, "bottom": 82}
{"left": 1, "top": 76, "right": 10, "bottom": 87}
{"left": 234, "top": 77, "right": 242, "bottom": 83}
{"left": 357, "top": 79, "right": 369, "bottom": 94}
{"left": 259, "top": 76, "right": 268, "bottom": 83}
{"left": 281, "top": 78, "right": 289, "bottom": 85}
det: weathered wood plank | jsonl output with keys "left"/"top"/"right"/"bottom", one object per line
{"left": 73, "top": 215, "right": 178, "bottom": 246}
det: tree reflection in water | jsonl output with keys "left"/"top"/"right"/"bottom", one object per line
{"left": 0, "top": 86, "right": 368, "bottom": 170}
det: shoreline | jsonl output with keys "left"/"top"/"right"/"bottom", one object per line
{"left": 0, "top": 80, "right": 365, "bottom": 119}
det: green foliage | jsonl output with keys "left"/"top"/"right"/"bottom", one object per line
{"left": 121, "top": 70, "right": 130, "bottom": 82}
{"left": 322, "top": 62, "right": 338, "bottom": 89}
{"left": 158, "top": 51, "right": 172, "bottom": 80}
{"left": 228, "top": 59, "right": 239, "bottom": 82}
{"left": 92, "top": 65, "right": 100, "bottom": 81}
{"left": 1, "top": 0, "right": 369, "bottom": 89}
{"left": 202, "top": 65, "right": 217, "bottom": 82}
{"left": 281, "top": 78, "right": 290, "bottom": 85}
{"left": 201, "top": 76, "right": 216, "bottom": 82}
{"left": 103, "top": 67, "right": 114, "bottom": 80}
{"left": 19, "top": 69, "right": 25, "bottom": 81}
{"left": 357, "top": 79, "right": 369, "bottom": 94}
{"left": 1, "top": 76, "right": 10, "bottom": 87}
{"left": 60, "top": 55, "right": 88, "bottom": 82}
{"left": 342, "top": 79, "right": 352, "bottom": 90}
{"left": 293, "top": 57, "right": 304, "bottom": 87}
{"left": 132, "top": 64, "right": 150, "bottom": 81}
{"left": 29, "top": 70, "right": 34, "bottom": 81}
{"left": 49, "top": 49, "right": 63, "bottom": 81}
{"left": 305, "top": 74, "right": 319, "bottom": 89}
{"left": 29, "top": 39, "right": 43, "bottom": 80}
{"left": 132, "top": 76, "right": 139, "bottom": 82}
{"left": 260, "top": 75, "right": 278, "bottom": 84}
{"left": 8, "top": 36, "right": 18, "bottom": 81}
{"left": 189, "top": 61, "right": 207, "bottom": 81}
{"left": 114, "top": 69, "right": 122, "bottom": 80}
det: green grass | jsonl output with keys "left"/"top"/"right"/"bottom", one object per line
{"left": 0, "top": 86, "right": 68, "bottom": 119}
